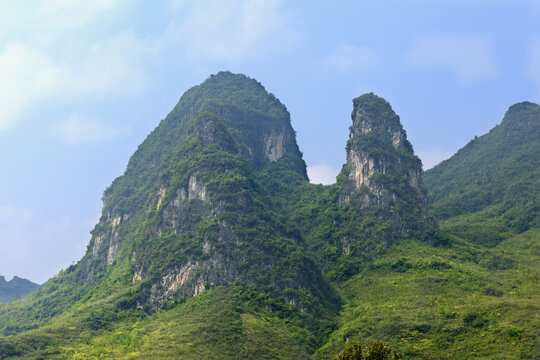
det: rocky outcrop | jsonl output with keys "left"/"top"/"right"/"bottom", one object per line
{"left": 339, "top": 93, "right": 427, "bottom": 238}
{"left": 90, "top": 212, "right": 128, "bottom": 264}
{"left": 340, "top": 93, "right": 424, "bottom": 205}
{"left": 264, "top": 129, "right": 286, "bottom": 161}
{"left": 188, "top": 175, "right": 208, "bottom": 202}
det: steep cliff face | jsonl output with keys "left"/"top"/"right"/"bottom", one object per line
{"left": 81, "top": 72, "right": 332, "bottom": 312}
{"left": 339, "top": 93, "right": 427, "bottom": 235}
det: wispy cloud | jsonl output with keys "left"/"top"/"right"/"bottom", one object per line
{"left": 0, "top": 1, "right": 147, "bottom": 133}
{"left": 0, "top": 33, "right": 147, "bottom": 132}
{"left": 166, "top": 0, "right": 298, "bottom": 62}
{"left": 53, "top": 113, "right": 123, "bottom": 145}
{"left": 0, "top": 43, "right": 62, "bottom": 131}
{"left": 0, "top": 1, "right": 124, "bottom": 34}
{"left": 325, "top": 44, "right": 378, "bottom": 72}
{"left": 307, "top": 163, "right": 339, "bottom": 185}
{"left": 406, "top": 34, "right": 498, "bottom": 83}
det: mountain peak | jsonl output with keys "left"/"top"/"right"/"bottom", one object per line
{"left": 425, "top": 99, "right": 540, "bottom": 234}
{"left": 506, "top": 100, "right": 539, "bottom": 113}
{"left": 79, "top": 72, "right": 324, "bottom": 311}
{"left": 152, "top": 71, "right": 306, "bottom": 176}
{"left": 500, "top": 101, "right": 540, "bottom": 131}
{"left": 339, "top": 93, "right": 428, "bottom": 238}
{"left": 351, "top": 93, "right": 404, "bottom": 141}
{"left": 342, "top": 93, "right": 422, "bottom": 199}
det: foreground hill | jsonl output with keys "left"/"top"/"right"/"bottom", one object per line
{"left": 0, "top": 277, "right": 39, "bottom": 303}
{"left": 0, "top": 73, "right": 537, "bottom": 359}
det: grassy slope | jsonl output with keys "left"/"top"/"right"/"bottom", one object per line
{"left": 4, "top": 225, "right": 536, "bottom": 359}
{"left": 317, "top": 227, "right": 539, "bottom": 359}
{"left": 0, "top": 286, "right": 316, "bottom": 359}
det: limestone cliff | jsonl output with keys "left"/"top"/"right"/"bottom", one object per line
{"left": 82, "top": 72, "right": 332, "bottom": 312}
{"left": 339, "top": 93, "right": 427, "bottom": 234}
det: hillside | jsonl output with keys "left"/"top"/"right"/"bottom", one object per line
{"left": 0, "top": 72, "right": 342, "bottom": 358}
{"left": 0, "top": 73, "right": 537, "bottom": 359}
{"left": 0, "top": 277, "right": 39, "bottom": 303}
{"left": 424, "top": 102, "right": 540, "bottom": 245}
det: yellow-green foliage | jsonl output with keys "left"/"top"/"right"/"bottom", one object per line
{"left": 0, "top": 75, "right": 538, "bottom": 360}
{"left": 0, "top": 287, "right": 314, "bottom": 359}
{"left": 317, "top": 228, "right": 539, "bottom": 359}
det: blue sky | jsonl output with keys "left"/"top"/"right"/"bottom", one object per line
{"left": 1, "top": 0, "right": 539, "bottom": 283}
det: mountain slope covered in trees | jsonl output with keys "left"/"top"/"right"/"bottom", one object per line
{"left": 424, "top": 102, "right": 540, "bottom": 245}
{"left": 0, "top": 73, "right": 537, "bottom": 359}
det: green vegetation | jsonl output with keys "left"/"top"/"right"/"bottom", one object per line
{"left": 333, "top": 340, "right": 402, "bottom": 359}
{"left": 0, "top": 287, "right": 315, "bottom": 359}
{"left": 317, "top": 230, "right": 539, "bottom": 359}
{"left": 0, "top": 74, "right": 538, "bottom": 359}
{"left": 424, "top": 101, "right": 540, "bottom": 236}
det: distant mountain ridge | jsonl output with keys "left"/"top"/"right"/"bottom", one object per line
{"left": 0, "top": 276, "right": 39, "bottom": 302}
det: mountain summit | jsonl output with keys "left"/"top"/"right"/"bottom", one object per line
{"left": 338, "top": 93, "right": 429, "bottom": 242}
{"left": 86, "top": 71, "right": 330, "bottom": 310}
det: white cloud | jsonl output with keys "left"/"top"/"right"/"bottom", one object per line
{"left": 53, "top": 113, "right": 122, "bottom": 145}
{"left": 0, "top": 43, "right": 62, "bottom": 131}
{"left": 166, "top": 0, "right": 297, "bottom": 62}
{"left": 67, "top": 31, "right": 148, "bottom": 98}
{"left": 416, "top": 148, "right": 454, "bottom": 170}
{"left": 0, "top": 0, "right": 296, "bottom": 132}
{"left": 307, "top": 164, "right": 339, "bottom": 185}
{"left": 0, "top": 31, "right": 147, "bottom": 132}
{"left": 325, "top": 44, "right": 377, "bottom": 71}
{"left": 406, "top": 34, "right": 498, "bottom": 82}
{"left": 0, "top": 0, "right": 123, "bottom": 35}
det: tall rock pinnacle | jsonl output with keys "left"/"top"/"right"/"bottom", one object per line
{"left": 339, "top": 93, "right": 427, "bottom": 234}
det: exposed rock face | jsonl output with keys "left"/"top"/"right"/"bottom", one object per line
{"left": 339, "top": 93, "right": 427, "bottom": 235}
{"left": 340, "top": 93, "right": 424, "bottom": 204}
{"left": 264, "top": 129, "right": 286, "bottom": 161}
{"left": 81, "top": 72, "right": 328, "bottom": 310}
{"left": 188, "top": 175, "right": 208, "bottom": 202}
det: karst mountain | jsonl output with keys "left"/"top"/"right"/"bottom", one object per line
{"left": 0, "top": 72, "right": 537, "bottom": 359}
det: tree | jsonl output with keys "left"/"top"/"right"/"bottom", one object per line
{"left": 333, "top": 340, "right": 402, "bottom": 360}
